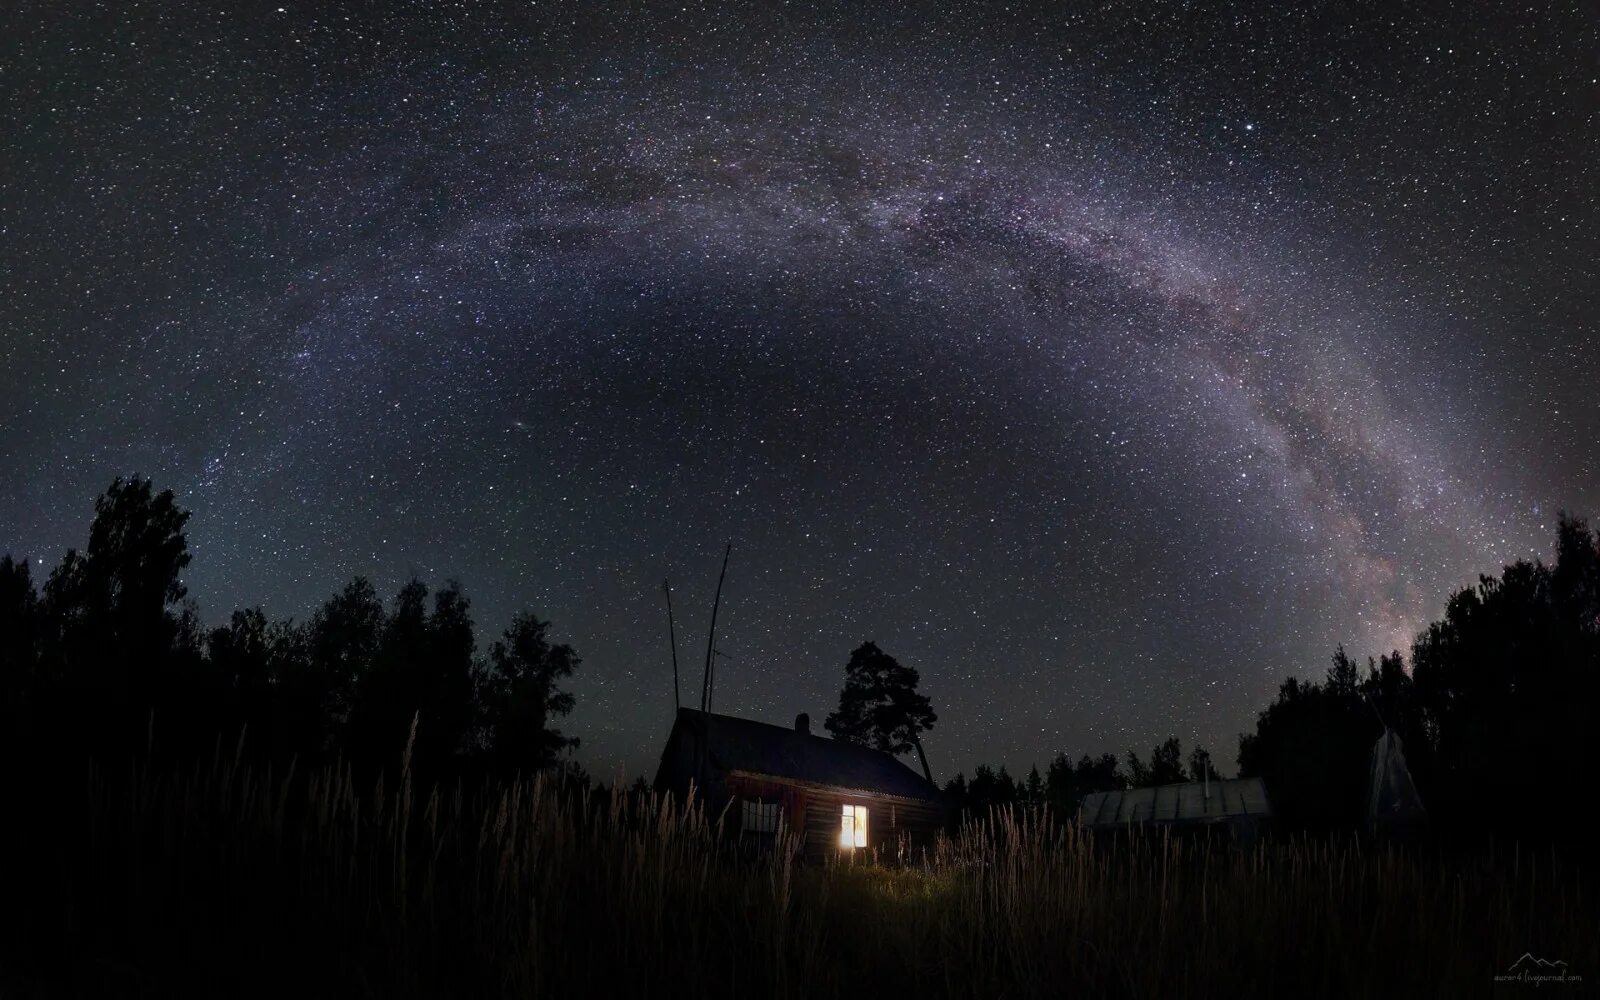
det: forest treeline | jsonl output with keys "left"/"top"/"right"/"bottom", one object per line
{"left": 946, "top": 515, "right": 1600, "bottom": 843}
{"left": 3, "top": 477, "right": 1598, "bottom": 842}
{"left": 0, "top": 477, "right": 583, "bottom": 783}
{"left": 943, "top": 737, "right": 1219, "bottom": 819}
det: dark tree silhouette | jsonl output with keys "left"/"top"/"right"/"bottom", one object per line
{"left": 32, "top": 477, "right": 202, "bottom": 753}
{"left": 0, "top": 556, "right": 41, "bottom": 736}
{"left": 0, "top": 556, "right": 39, "bottom": 666}
{"left": 1237, "top": 516, "right": 1599, "bottom": 838}
{"left": 479, "top": 611, "right": 581, "bottom": 771}
{"left": 1023, "top": 763, "right": 1045, "bottom": 805}
{"left": 1126, "top": 737, "right": 1186, "bottom": 787}
{"left": 942, "top": 771, "right": 967, "bottom": 808}
{"left": 1237, "top": 648, "right": 1382, "bottom": 829}
{"left": 308, "top": 577, "right": 385, "bottom": 732}
{"left": 1043, "top": 755, "right": 1073, "bottom": 808}
{"left": 1076, "top": 753, "right": 1125, "bottom": 793}
{"left": 945, "top": 750, "right": 1129, "bottom": 821}
{"left": 346, "top": 579, "right": 480, "bottom": 772}
{"left": 42, "top": 478, "right": 192, "bottom": 692}
{"left": 253, "top": 617, "right": 322, "bottom": 757}
{"left": 1049, "top": 752, "right": 1126, "bottom": 816}
{"left": 1043, "top": 751, "right": 1126, "bottom": 815}
{"left": 1187, "top": 745, "right": 1221, "bottom": 783}
{"left": 1, "top": 478, "right": 594, "bottom": 791}
{"left": 426, "top": 580, "right": 480, "bottom": 762}
{"left": 344, "top": 577, "right": 430, "bottom": 765}
{"left": 209, "top": 608, "right": 273, "bottom": 705}
{"left": 824, "top": 641, "right": 937, "bottom": 782}
{"left": 963, "top": 764, "right": 1017, "bottom": 812}
{"left": 1406, "top": 514, "right": 1598, "bottom": 838}
{"left": 206, "top": 607, "right": 319, "bottom": 758}
{"left": 1123, "top": 752, "right": 1148, "bottom": 787}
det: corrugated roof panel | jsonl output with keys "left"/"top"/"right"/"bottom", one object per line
{"left": 1234, "top": 779, "right": 1270, "bottom": 816}
{"left": 1126, "top": 788, "right": 1152, "bottom": 823}
{"left": 1176, "top": 782, "right": 1204, "bottom": 819}
{"left": 1076, "top": 778, "right": 1272, "bottom": 828}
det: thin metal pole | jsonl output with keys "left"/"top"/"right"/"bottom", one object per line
{"left": 663, "top": 579, "right": 681, "bottom": 709}
{"left": 700, "top": 543, "right": 731, "bottom": 713}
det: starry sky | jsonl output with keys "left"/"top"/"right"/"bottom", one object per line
{"left": 3, "top": 2, "right": 1597, "bottom": 781}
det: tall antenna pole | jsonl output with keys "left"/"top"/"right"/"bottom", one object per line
{"left": 663, "top": 579, "right": 681, "bottom": 709}
{"left": 709, "top": 648, "right": 727, "bottom": 717}
{"left": 700, "top": 542, "right": 731, "bottom": 713}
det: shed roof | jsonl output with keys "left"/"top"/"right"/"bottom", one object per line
{"left": 1077, "top": 777, "right": 1271, "bottom": 828}
{"left": 663, "top": 708, "right": 943, "bottom": 803}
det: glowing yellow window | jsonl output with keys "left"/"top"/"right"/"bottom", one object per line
{"left": 839, "top": 804, "right": 867, "bottom": 848}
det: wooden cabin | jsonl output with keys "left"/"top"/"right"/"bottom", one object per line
{"left": 653, "top": 708, "right": 947, "bottom": 860}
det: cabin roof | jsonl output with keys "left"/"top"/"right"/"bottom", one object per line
{"left": 1077, "top": 777, "right": 1271, "bottom": 828}
{"left": 663, "top": 707, "right": 943, "bottom": 803}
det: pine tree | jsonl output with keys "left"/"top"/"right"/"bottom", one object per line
{"left": 824, "top": 641, "right": 937, "bottom": 782}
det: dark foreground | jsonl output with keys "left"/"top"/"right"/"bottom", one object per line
{"left": 1, "top": 749, "right": 1593, "bottom": 999}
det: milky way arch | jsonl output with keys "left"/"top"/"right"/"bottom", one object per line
{"left": 4, "top": 5, "right": 1591, "bottom": 776}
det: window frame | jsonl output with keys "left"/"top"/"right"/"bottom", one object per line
{"left": 839, "top": 803, "right": 868, "bottom": 848}
{"left": 741, "top": 798, "right": 780, "bottom": 836}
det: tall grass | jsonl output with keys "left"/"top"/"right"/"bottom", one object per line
{"left": 2, "top": 735, "right": 1593, "bottom": 998}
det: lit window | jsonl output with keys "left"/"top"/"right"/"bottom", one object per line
{"left": 742, "top": 799, "right": 779, "bottom": 835}
{"left": 839, "top": 804, "right": 867, "bottom": 848}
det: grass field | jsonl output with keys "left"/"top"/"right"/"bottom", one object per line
{"left": 2, "top": 735, "right": 1593, "bottom": 998}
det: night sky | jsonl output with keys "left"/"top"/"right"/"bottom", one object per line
{"left": 4, "top": 2, "right": 1597, "bottom": 781}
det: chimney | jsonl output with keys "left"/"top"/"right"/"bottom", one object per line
{"left": 795, "top": 713, "right": 810, "bottom": 736}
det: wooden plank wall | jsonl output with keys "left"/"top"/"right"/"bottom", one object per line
{"left": 726, "top": 777, "right": 947, "bottom": 864}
